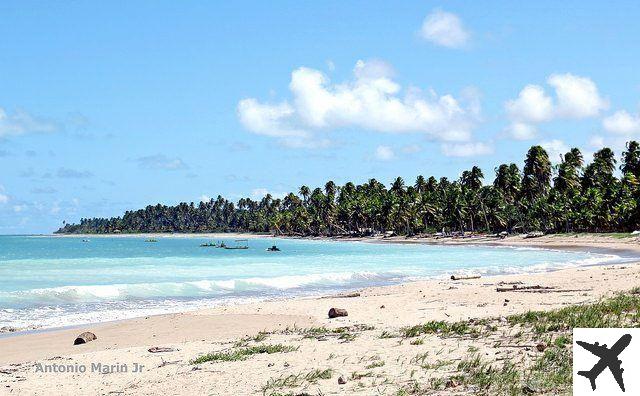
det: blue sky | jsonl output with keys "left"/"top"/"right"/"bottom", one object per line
{"left": 2, "top": 1, "right": 640, "bottom": 233}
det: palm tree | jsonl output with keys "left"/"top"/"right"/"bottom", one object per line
{"left": 522, "top": 146, "right": 552, "bottom": 201}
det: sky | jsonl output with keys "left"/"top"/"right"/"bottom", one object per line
{"left": 2, "top": 1, "right": 640, "bottom": 234}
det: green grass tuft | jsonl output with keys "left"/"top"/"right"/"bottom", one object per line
{"left": 191, "top": 344, "right": 298, "bottom": 364}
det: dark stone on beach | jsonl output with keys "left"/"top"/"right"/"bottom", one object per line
{"left": 73, "top": 331, "right": 97, "bottom": 345}
{"left": 445, "top": 378, "right": 460, "bottom": 388}
{"left": 536, "top": 342, "right": 547, "bottom": 352}
{"left": 338, "top": 376, "right": 347, "bottom": 385}
{"left": 328, "top": 308, "right": 348, "bottom": 318}
{"left": 380, "top": 305, "right": 385, "bottom": 309}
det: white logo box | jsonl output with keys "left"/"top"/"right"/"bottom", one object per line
{"left": 573, "top": 328, "right": 640, "bottom": 395}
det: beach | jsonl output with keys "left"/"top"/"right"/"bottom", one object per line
{"left": 1, "top": 234, "right": 639, "bottom": 395}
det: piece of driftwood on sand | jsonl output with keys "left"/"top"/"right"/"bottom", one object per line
{"left": 496, "top": 284, "right": 592, "bottom": 293}
{"left": 451, "top": 274, "right": 481, "bottom": 281}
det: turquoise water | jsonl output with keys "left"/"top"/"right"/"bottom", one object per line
{"left": 0, "top": 235, "right": 623, "bottom": 330}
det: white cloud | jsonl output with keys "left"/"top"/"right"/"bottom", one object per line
{"left": 440, "top": 142, "right": 493, "bottom": 157}
{"left": 251, "top": 188, "right": 269, "bottom": 198}
{"left": 541, "top": 139, "right": 569, "bottom": 164}
{"left": 420, "top": 9, "right": 469, "bottom": 48}
{"left": 505, "top": 74, "right": 607, "bottom": 139}
{"left": 199, "top": 195, "right": 211, "bottom": 203}
{"left": 505, "top": 85, "right": 553, "bottom": 123}
{"left": 0, "top": 185, "right": 8, "bottom": 204}
{"left": 237, "top": 99, "right": 307, "bottom": 138}
{"left": 250, "top": 188, "right": 286, "bottom": 199}
{"left": 238, "top": 60, "right": 479, "bottom": 148}
{"left": 548, "top": 74, "right": 608, "bottom": 118}
{"left": 505, "top": 122, "right": 538, "bottom": 140}
{"left": 603, "top": 110, "right": 640, "bottom": 135}
{"left": 0, "top": 108, "right": 56, "bottom": 138}
{"left": 374, "top": 145, "right": 395, "bottom": 161}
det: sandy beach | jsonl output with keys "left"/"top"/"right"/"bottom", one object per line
{"left": 2, "top": 234, "right": 640, "bottom": 395}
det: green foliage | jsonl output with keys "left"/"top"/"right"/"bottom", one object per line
{"left": 57, "top": 142, "right": 640, "bottom": 235}
{"left": 191, "top": 344, "right": 298, "bottom": 364}
{"left": 402, "top": 320, "right": 477, "bottom": 338}
{"left": 507, "top": 292, "right": 640, "bottom": 333}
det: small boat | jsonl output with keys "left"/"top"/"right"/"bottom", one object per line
{"left": 145, "top": 238, "right": 158, "bottom": 243}
{"left": 82, "top": 239, "right": 90, "bottom": 243}
{"left": 266, "top": 245, "right": 280, "bottom": 252}
{"left": 200, "top": 242, "right": 217, "bottom": 247}
{"left": 224, "top": 239, "right": 249, "bottom": 250}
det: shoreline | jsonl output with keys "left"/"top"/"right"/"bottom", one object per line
{"left": 2, "top": 234, "right": 636, "bottom": 337}
{"left": 49, "top": 230, "right": 640, "bottom": 250}
{"left": 2, "top": 234, "right": 638, "bottom": 337}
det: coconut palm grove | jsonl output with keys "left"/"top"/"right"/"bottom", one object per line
{"left": 57, "top": 142, "right": 640, "bottom": 235}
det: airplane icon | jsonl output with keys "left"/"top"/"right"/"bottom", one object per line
{"left": 577, "top": 334, "right": 632, "bottom": 392}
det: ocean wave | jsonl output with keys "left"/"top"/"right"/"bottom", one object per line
{"left": 0, "top": 271, "right": 403, "bottom": 307}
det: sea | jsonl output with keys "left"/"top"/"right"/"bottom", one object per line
{"left": 0, "top": 235, "right": 630, "bottom": 331}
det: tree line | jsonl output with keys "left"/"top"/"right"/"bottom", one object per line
{"left": 57, "top": 142, "right": 640, "bottom": 236}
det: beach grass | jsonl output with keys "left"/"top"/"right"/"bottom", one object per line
{"left": 191, "top": 344, "right": 298, "bottom": 364}
{"left": 401, "top": 320, "right": 481, "bottom": 338}
{"left": 507, "top": 292, "right": 640, "bottom": 333}
{"left": 262, "top": 368, "right": 333, "bottom": 395}
{"left": 396, "top": 289, "right": 640, "bottom": 395}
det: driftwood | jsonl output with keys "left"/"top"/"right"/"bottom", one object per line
{"left": 328, "top": 308, "right": 348, "bottom": 318}
{"left": 496, "top": 284, "right": 592, "bottom": 293}
{"left": 496, "top": 285, "right": 552, "bottom": 292}
{"left": 451, "top": 274, "right": 481, "bottom": 281}
{"left": 73, "top": 331, "right": 97, "bottom": 345}
{"left": 321, "top": 292, "right": 360, "bottom": 299}
{"left": 510, "top": 288, "right": 593, "bottom": 294}
{"left": 148, "top": 347, "right": 176, "bottom": 353}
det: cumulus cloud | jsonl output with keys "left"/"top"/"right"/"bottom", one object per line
{"left": 238, "top": 60, "right": 480, "bottom": 148}
{"left": 419, "top": 9, "right": 469, "bottom": 48}
{"left": 134, "top": 154, "right": 188, "bottom": 170}
{"left": 603, "top": 110, "right": 640, "bottom": 135}
{"left": 548, "top": 74, "right": 608, "bottom": 118}
{"left": 505, "top": 85, "right": 554, "bottom": 123}
{"left": 199, "top": 195, "right": 211, "bottom": 203}
{"left": 440, "top": 142, "right": 493, "bottom": 157}
{"left": 374, "top": 145, "right": 395, "bottom": 161}
{"left": 541, "top": 139, "right": 569, "bottom": 164}
{"left": 0, "top": 108, "right": 57, "bottom": 138}
{"left": 505, "top": 74, "right": 608, "bottom": 139}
